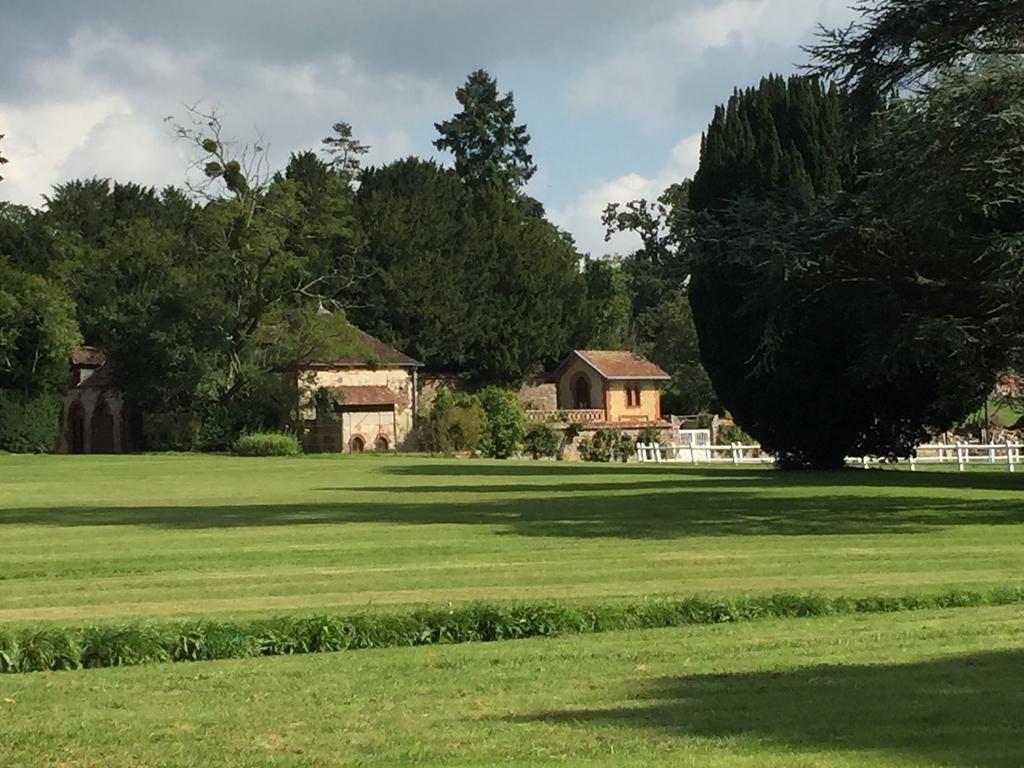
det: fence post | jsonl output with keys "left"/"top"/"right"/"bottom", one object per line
{"left": 689, "top": 443, "right": 697, "bottom": 465}
{"left": 731, "top": 442, "right": 740, "bottom": 465}
{"left": 956, "top": 441, "right": 966, "bottom": 472}
{"left": 990, "top": 443, "right": 997, "bottom": 464}
{"left": 655, "top": 443, "right": 663, "bottom": 464}
{"left": 1007, "top": 440, "right": 1016, "bottom": 473}
{"left": 909, "top": 454, "right": 916, "bottom": 472}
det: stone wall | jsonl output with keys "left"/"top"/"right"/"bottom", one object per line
{"left": 517, "top": 379, "right": 557, "bottom": 411}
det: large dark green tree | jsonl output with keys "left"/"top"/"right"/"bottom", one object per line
{"left": 355, "top": 75, "right": 584, "bottom": 387}
{"left": 355, "top": 157, "right": 584, "bottom": 385}
{"left": 687, "top": 75, "right": 895, "bottom": 468}
{"left": 688, "top": 60, "right": 1024, "bottom": 467}
{"left": 354, "top": 158, "right": 476, "bottom": 368}
{"left": 434, "top": 69, "right": 536, "bottom": 192}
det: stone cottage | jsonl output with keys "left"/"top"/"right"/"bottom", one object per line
{"left": 296, "top": 329, "right": 423, "bottom": 453}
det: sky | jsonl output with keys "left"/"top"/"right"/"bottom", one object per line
{"left": 0, "top": 0, "right": 858, "bottom": 256}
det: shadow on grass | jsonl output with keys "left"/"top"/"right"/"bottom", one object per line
{"left": 383, "top": 461, "right": 1024, "bottom": 492}
{"left": 0, "top": 481, "right": 1021, "bottom": 537}
{"left": 511, "top": 649, "right": 1024, "bottom": 768}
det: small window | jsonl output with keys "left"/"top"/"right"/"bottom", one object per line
{"left": 626, "top": 387, "right": 642, "bottom": 407}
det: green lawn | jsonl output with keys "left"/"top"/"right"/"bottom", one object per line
{"left": 2, "top": 605, "right": 1022, "bottom": 767}
{"left": 1, "top": 454, "right": 1022, "bottom": 625}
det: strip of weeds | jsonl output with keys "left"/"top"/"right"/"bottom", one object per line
{"left": 2, "top": 585, "right": 1021, "bottom": 673}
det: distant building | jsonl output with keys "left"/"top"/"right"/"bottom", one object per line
{"left": 296, "top": 329, "right": 423, "bottom": 453}
{"left": 59, "top": 347, "right": 136, "bottom": 454}
{"left": 548, "top": 349, "right": 672, "bottom": 427}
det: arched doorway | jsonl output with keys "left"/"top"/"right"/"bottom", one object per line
{"left": 349, "top": 435, "right": 366, "bottom": 453}
{"left": 67, "top": 401, "right": 85, "bottom": 454}
{"left": 572, "top": 375, "right": 592, "bottom": 409}
{"left": 91, "top": 399, "right": 116, "bottom": 454}
{"left": 374, "top": 434, "right": 390, "bottom": 452}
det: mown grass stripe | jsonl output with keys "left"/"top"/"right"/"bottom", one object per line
{"left": 2, "top": 585, "right": 1022, "bottom": 674}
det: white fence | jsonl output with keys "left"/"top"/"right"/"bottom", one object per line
{"left": 636, "top": 442, "right": 774, "bottom": 466}
{"left": 636, "top": 441, "right": 1024, "bottom": 472}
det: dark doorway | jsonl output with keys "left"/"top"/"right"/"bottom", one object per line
{"left": 91, "top": 399, "right": 116, "bottom": 453}
{"left": 349, "top": 435, "right": 366, "bottom": 453}
{"left": 573, "top": 375, "right": 592, "bottom": 409}
{"left": 374, "top": 434, "right": 390, "bottom": 452}
{"left": 67, "top": 402, "right": 85, "bottom": 454}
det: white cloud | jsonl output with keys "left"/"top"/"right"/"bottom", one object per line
{"left": 0, "top": 26, "right": 450, "bottom": 208}
{"left": 567, "top": 0, "right": 856, "bottom": 124}
{"left": 668, "top": 0, "right": 828, "bottom": 52}
{"left": 0, "top": 96, "right": 133, "bottom": 205}
{"left": 549, "top": 132, "right": 702, "bottom": 257}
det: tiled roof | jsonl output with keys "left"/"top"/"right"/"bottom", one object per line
{"left": 72, "top": 346, "right": 106, "bottom": 366}
{"left": 309, "top": 329, "right": 421, "bottom": 368}
{"left": 573, "top": 350, "right": 671, "bottom": 380}
{"left": 331, "top": 385, "right": 403, "bottom": 407}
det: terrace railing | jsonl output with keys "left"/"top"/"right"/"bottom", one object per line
{"left": 636, "top": 441, "right": 1024, "bottom": 472}
{"left": 525, "top": 409, "right": 605, "bottom": 424}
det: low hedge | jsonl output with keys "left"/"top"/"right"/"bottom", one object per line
{"left": 3, "top": 586, "right": 1022, "bottom": 673}
{"left": 232, "top": 431, "right": 302, "bottom": 457}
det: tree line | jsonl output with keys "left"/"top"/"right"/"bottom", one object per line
{"left": 0, "top": 70, "right": 710, "bottom": 452}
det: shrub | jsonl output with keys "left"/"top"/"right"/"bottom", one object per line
{"left": 173, "top": 622, "right": 263, "bottom": 661}
{"left": 477, "top": 387, "right": 526, "bottom": 459}
{"left": 80, "top": 624, "right": 171, "bottom": 668}
{"left": 523, "top": 423, "right": 560, "bottom": 459}
{"left": 719, "top": 422, "right": 755, "bottom": 445}
{"left": 232, "top": 431, "right": 301, "bottom": 457}
{"left": 143, "top": 411, "right": 201, "bottom": 452}
{"left": 579, "top": 429, "right": 634, "bottom": 463}
{"left": 0, "top": 392, "right": 62, "bottom": 453}
{"left": 419, "top": 389, "right": 484, "bottom": 453}
{"left": 637, "top": 426, "right": 663, "bottom": 446}
{"left": 17, "top": 628, "right": 82, "bottom": 672}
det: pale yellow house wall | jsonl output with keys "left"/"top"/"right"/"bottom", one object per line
{"left": 606, "top": 381, "right": 662, "bottom": 423}
{"left": 555, "top": 358, "right": 605, "bottom": 412}
{"left": 296, "top": 366, "right": 416, "bottom": 450}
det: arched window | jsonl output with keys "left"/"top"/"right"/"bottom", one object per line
{"left": 374, "top": 434, "right": 390, "bottom": 452}
{"left": 572, "top": 375, "right": 591, "bottom": 409}
{"left": 349, "top": 435, "right": 365, "bottom": 453}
